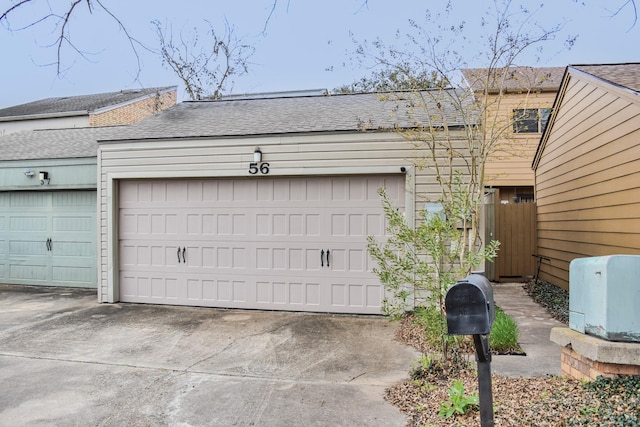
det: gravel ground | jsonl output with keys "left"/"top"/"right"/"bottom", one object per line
{"left": 387, "top": 282, "right": 640, "bottom": 426}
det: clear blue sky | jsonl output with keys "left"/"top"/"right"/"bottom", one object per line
{"left": 0, "top": 0, "right": 638, "bottom": 108}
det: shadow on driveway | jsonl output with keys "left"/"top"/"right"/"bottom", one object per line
{"left": 0, "top": 285, "right": 418, "bottom": 426}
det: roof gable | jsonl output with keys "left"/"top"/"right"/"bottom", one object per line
{"left": 571, "top": 63, "right": 640, "bottom": 93}
{"left": 532, "top": 63, "right": 640, "bottom": 169}
{"left": 0, "top": 87, "right": 176, "bottom": 120}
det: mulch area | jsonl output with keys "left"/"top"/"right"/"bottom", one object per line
{"left": 387, "top": 312, "right": 640, "bottom": 426}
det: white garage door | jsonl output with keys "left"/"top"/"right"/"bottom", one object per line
{"left": 0, "top": 191, "right": 97, "bottom": 287}
{"left": 118, "top": 176, "right": 404, "bottom": 314}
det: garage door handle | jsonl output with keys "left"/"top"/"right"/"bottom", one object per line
{"left": 182, "top": 247, "right": 186, "bottom": 263}
{"left": 46, "top": 238, "right": 52, "bottom": 251}
{"left": 320, "top": 250, "right": 324, "bottom": 267}
{"left": 177, "top": 246, "right": 182, "bottom": 263}
{"left": 326, "top": 249, "right": 330, "bottom": 267}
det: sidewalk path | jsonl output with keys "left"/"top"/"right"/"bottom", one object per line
{"left": 490, "top": 282, "right": 567, "bottom": 377}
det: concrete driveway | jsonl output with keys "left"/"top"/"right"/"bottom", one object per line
{"left": 0, "top": 285, "right": 417, "bottom": 426}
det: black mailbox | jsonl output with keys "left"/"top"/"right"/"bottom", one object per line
{"left": 445, "top": 274, "right": 495, "bottom": 335}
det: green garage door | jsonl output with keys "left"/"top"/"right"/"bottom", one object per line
{"left": 0, "top": 191, "right": 97, "bottom": 288}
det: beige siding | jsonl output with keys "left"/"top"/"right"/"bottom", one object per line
{"left": 97, "top": 131, "right": 470, "bottom": 302}
{"left": 534, "top": 75, "right": 640, "bottom": 289}
{"left": 485, "top": 92, "right": 556, "bottom": 187}
{"left": 484, "top": 92, "right": 557, "bottom": 187}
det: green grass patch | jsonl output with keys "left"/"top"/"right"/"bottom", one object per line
{"left": 490, "top": 306, "right": 524, "bottom": 355}
{"left": 411, "top": 304, "right": 524, "bottom": 355}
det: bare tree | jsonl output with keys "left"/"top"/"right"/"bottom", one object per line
{"left": 333, "top": 66, "right": 447, "bottom": 93}
{"left": 153, "top": 20, "right": 253, "bottom": 100}
{"left": 1, "top": 0, "right": 637, "bottom": 76}
{"left": 366, "top": 0, "right": 564, "bottom": 357}
{"left": 367, "top": 0, "right": 563, "bottom": 262}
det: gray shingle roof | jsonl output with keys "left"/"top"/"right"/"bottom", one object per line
{"left": 572, "top": 63, "right": 640, "bottom": 93}
{"left": 0, "top": 87, "right": 176, "bottom": 119}
{"left": 0, "top": 89, "right": 477, "bottom": 160}
{"left": 105, "top": 89, "right": 476, "bottom": 142}
{"left": 461, "top": 67, "right": 565, "bottom": 92}
{"left": 0, "top": 126, "right": 126, "bottom": 160}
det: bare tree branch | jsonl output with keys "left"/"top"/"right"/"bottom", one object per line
{"left": 55, "top": 0, "right": 84, "bottom": 74}
{"left": 0, "top": 0, "right": 32, "bottom": 22}
{"left": 93, "top": 0, "right": 146, "bottom": 79}
{"left": 154, "top": 19, "right": 254, "bottom": 100}
{"left": 1, "top": 0, "right": 147, "bottom": 77}
{"left": 261, "top": 0, "right": 292, "bottom": 35}
{"left": 610, "top": 0, "right": 638, "bottom": 28}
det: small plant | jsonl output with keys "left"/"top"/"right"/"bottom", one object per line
{"left": 413, "top": 305, "right": 460, "bottom": 352}
{"left": 410, "top": 354, "right": 435, "bottom": 379}
{"left": 438, "top": 380, "right": 479, "bottom": 418}
{"left": 579, "top": 406, "right": 598, "bottom": 416}
{"left": 489, "top": 306, "right": 524, "bottom": 354}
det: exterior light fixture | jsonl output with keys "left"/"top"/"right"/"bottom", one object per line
{"left": 39, "top": 171, "right": 49, "bottom": 185}
{"left": 23, "top": 168, "right": 34, "bottom": 177}
{"left": 254, "top": 148, "right": 262, "bottom": 163}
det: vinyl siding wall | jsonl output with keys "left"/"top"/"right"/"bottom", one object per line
{"left": 484, "top": 91, "right": 557, "bottom": 187}
{"left": 534, "top": 75, "right": 640, "bottom": 289}
{"left": 0, "top": 158, "right": 96, "bottom": 191}
{"left": 97, "top": 130, "right": 470, "bottom": 302}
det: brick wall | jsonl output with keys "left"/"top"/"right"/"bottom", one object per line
{"left": 89, "top": 90, "right": 177, "bottom": 127}
{"left": 560, "top": 347, "right": 640, "bottom": 381}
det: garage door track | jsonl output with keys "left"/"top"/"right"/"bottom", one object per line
{"left": 0, "top": 285, "right": 417, "bottom": 426}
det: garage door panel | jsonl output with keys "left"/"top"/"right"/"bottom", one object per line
{"left": 330, "top": 281, "right": 383, "bottom": 314}
{"left": 254, "top": 247, "right": 322, "bottom": 271}
{"left": 51, "top": 240, "right": 93, "bottom": 257}
{"left": 10, "top": 263, "right": 48, "bottom": 282}
{"left": 52, "top": 265, "right": 93, "bottom": 284}
{"left": 327, "top": 248, "right": 369, "bottom": 272}
{"left": 119, "top": 176, "right": 404, "bottom": 313}
{"left": 121, "top": 212, "right": 156, "bottom": 235}
{"left": 9, "top": 239, "right": 48, "bottom": 256}
{"left": 121, "top": 274, "right": 181, "bottom": 301}
{"left": 10, "top": 192, "right": 47, "bottom": 208}
{"left": 191, "top": 278, "right": 247, "bottom": 305}
{"left": 11, "top": 216, "right": 48, "bottom": 232}
{"left": 120, "top": 241, "right": 181, "bottom": 268}
{"left": 255, "top": 278, "right": 321, "bottom": 308}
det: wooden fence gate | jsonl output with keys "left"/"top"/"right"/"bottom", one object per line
{"left": 492, "top": 202, "right": 537, "bottom": 281}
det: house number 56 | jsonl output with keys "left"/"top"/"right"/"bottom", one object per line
{"left": 248, "top": 162, "right": 270, "bottom": 175}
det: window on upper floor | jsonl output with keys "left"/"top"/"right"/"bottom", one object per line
{"left": 512, "top": 108, "right": 551, "bottom": 133}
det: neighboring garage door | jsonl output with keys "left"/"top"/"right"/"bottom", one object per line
{"left": 119, "top": 176, "right": 404, "bottom": 314}
{"left": 0, "top": 191, "right": 97, "bottom": 287}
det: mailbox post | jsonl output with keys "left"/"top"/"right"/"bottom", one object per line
{"left": 445, "top": 274, "right": 495, "bottom": 427}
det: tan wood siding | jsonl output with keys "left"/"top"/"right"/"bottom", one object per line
{"left": 97, "top": 131, "right": 471, "bottom": 301}
{"left": 534, "top": 73, "right": 640, "bottom": 289}
{"left": 484, "top": 92, "right": 556, "bottom": 186}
